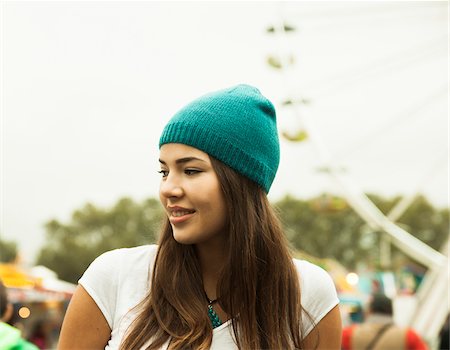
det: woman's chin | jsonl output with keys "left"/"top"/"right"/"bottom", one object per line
{"left": 172, "top": 232, "right": 196, "bottom": 245}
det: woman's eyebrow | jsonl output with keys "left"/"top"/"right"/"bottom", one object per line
{"left": 159, "top": 157, "right": 207, "bottom": 165}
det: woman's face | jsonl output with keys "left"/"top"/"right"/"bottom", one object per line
{"left": 159, "top": 143, "right": 227, "bottom": 245}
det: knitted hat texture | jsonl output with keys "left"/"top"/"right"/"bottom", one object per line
{"left": 159, "top": 84, "right": 280, "bottom": 193}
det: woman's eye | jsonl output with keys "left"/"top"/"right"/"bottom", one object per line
{"left": 158, "top": 170, "right": 169, "bottom": 177}
{"left": 185, "top": 169, "right": 200, "bottom": 176}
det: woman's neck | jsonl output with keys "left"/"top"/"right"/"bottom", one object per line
{"left": 195, "top": 238, "right": 228, "bottom": 299}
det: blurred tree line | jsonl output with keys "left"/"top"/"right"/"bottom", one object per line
{"left": 34, "top": 198, "right": 163, "bottom": 284}
{"left": 0, "top": 237, "right": 18, "bottom": 263}
{"left": 275, "top": 194, "right": 449, "bottom": 271}
{"left": 26, "top": 194, "right": 449, "bottom": 284}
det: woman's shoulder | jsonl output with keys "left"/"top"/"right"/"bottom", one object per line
{"left": 292, "top": 258, "right": 340, "bottom": 336}
{"left": 77, "top": 245, "right": 159, "bottom": 329}
{"left": 293, "top": 259, "right": 331, "bottom": 282}
{"left": 102, "top": 244, "right": 158, "bottom": 261}
{"left": 292, "top": 258, "right": 337, "bottom": 297}
{"left": 79, "top": 244, "right": 158, "bottom": 284}
{"left": 92, "top": 244, "right": 158, "bottom": 267}
{"left": 292, "top": 259, "right": 339, "bottom": 309}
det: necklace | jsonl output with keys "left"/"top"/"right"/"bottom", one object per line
{"left": 205, "top": 292, "right": 223, "bottom": 329}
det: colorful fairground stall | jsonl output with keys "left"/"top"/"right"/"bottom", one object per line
{"left": 0, "top": 263, "right": 75, "bottom": 349}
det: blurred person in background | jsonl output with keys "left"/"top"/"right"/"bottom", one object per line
{"left": 28, "top": 320, "right": 48, "bottom": 350}
{"left": 58, "top": 85, "right": 342, "bottom": 349}
{"left": 341, "top": 293, "right": 428, "bottom": 350}
{"left": 0, "top": 279, "right": 39, "bottom": 350}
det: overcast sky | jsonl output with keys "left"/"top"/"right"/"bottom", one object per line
{"left": 1, "top": 1, "right": 448, "bottom": 263}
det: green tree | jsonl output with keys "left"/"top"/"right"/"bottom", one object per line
{"left": 36, "top": 197, "right": 164, "bottom": 283}
{"left": 275, "top": 193, "right": 449, "bottom": 270}
{"left": 0, "top": 237, "right": 18, "bottom": 263}
{"left": 275, "top": 195, "right": 366, "bottom": 269}
{"left": 389, "top": 195, "right": 448, "bottom": 251}
{"left": 369, "top": 194, "right": 449, "bottom": 269}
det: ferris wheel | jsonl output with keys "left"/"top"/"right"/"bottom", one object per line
{"left": 265, "top": 1, "right": 448, "bottom": 342}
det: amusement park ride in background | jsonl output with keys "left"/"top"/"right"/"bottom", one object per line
{"left": 266, "top": 2, "right": 448, "bottom": 344}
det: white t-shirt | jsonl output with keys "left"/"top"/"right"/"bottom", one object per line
{"left": 79, "top": 245, "right": 339, "bottom": 350}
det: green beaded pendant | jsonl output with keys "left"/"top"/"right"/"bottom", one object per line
{"left": 207, "top": 304, "right": 223, "bottom": 329}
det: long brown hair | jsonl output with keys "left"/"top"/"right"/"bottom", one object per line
{"left": 120, "top": 157, "right": 311, "bottom": 349}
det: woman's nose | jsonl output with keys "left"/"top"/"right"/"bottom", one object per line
{"left": 159, "top": 174, "right": 184, "bottom": 198}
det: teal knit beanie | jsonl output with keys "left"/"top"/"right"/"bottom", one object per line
{"left": 159, "top": 84, "right": 280, "bottom": 193}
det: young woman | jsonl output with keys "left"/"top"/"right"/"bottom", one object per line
{"left": 58, "top": 84, "right": 342, "bottom": 349}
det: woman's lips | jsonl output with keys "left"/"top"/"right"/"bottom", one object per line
{"left": 168, "top": 206, "right": 196, "bottom": 224}
{"left": 169, "top": 211, "right": 195, "bottom": 224}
